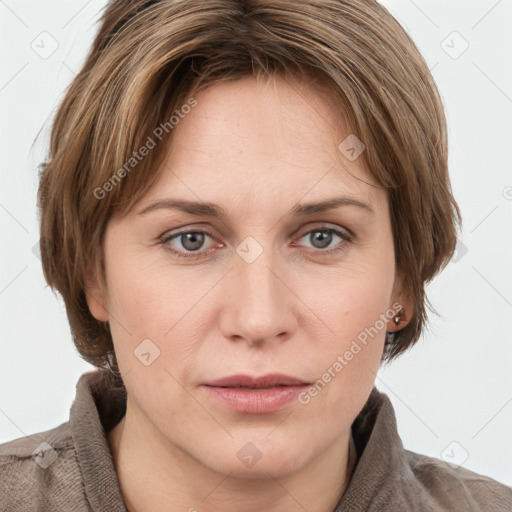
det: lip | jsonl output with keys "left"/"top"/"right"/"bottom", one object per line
{"left": 203, "top": 373, "right": 310, "bottom": 388}
{"left": 201, "top": 373, "right": 311, "bottom": 414}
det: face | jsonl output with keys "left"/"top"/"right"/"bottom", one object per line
{"left": 87, "top": 74, "right": 410, "bottom": 479}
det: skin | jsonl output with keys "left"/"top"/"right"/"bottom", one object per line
{"left": 86, "top": 74, "right": 411, "bottom": 512}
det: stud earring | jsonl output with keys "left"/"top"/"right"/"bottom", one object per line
{"left": 393, "top": 309, "right": 405, "bottom": 326}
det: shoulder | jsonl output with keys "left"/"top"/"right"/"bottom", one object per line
{"left": 348, "top": 387, "right": 512, "bottom": 511}
{"left": 0, "top": 422, "right": 89, "bottom": 511}
{"left": 404, "top": 449, "right": 512, "bottom": 511}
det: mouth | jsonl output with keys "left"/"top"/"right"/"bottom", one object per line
{"left": 201, "top": 373, "right": 311, "bottom": 414}
{"left": 202, "top": 373, "right": 311, "bottom": 389}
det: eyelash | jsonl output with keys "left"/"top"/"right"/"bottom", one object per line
{"left": 160, "top": 225, "right": 353, "bottom": 260}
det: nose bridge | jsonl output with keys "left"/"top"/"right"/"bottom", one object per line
{"left": 236, "top": 235, "right": 280, "bottom": 310}
{"left": 224, "top": 234, "right": 295, "bottom": 343}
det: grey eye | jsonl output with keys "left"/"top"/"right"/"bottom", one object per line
{"left": 300, "top": 229, "right": 345, "bottom": 250}
{"left": 308, "top": 230, "right": 334, "bottom": 249}
{"left": 176, "top": 232, "right": 206, "bottom": 252}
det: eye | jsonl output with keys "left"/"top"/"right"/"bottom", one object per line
{"left": 295, "top": 226, "right": 352, "bottom": 254}
{"left": 161, "top": 229, "right": 221, "bottom": 258}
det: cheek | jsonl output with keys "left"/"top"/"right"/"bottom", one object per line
{"left": 101, "top": 250, "right": 171, "bottom": 371}
{"left": 104, "top": 250, "right": 215, "bottom": 379}
{"left": 300, "top": 254, "right": 395, "bottom": 386}
{"left": 105, "top": 248, "right": 179, "bottom": 329}
{"left": 304, "top": 250, "right": 395, "bottom": 337}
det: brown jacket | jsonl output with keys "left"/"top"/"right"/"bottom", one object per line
{"left": 1, "top": 369, "right": 511, "bottom": 511}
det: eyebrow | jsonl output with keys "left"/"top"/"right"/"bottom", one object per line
{"left": 138, "top": 196, "right": 375, "bottom": 219}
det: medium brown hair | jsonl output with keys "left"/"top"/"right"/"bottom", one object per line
{"left": 37, "top": 0, "right": 462, "bottom": 372}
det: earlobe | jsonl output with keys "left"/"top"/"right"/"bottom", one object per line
{"left": 84, "top": 276, "right": 109, "bottom": 322}
{"left": 387, "top": 276, "right": 413, "bottom": 332}
{"left": 389, "top": 306, "right": 406, "bottom": 331}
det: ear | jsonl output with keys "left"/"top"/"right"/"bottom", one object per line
{"left": 387, "top": 273, "right": 413, "bottom": 332}
{"left": 84, "top": 272, "right": 110, "bottom": 323}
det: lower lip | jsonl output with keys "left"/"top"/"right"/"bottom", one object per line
{"left": 201, "top": 385, "right": 308, "bottom": 414}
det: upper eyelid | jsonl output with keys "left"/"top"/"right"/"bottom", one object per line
{"left": 161, "top": 223, "right": 350, "bottom": 238}
{"left": 161, "top": 225, "right": 351, "bottom": 249}
{"left": 295, "top": 224, "right": 353, "bottom": 240}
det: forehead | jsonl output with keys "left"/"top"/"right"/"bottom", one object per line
{"left": 132, "top": 75, "right": 385, "bottom": 217}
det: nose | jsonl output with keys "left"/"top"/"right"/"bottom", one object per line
{"left": 218, "top": 240, "right": 298, "bottom": 346}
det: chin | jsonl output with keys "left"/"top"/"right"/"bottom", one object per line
{"left": 214, "top": 458, "right": 303, "bottom": 481}
{"left": 201, "top": 439, "right": 309, "bottom": 480}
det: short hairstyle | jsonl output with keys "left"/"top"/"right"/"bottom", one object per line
{"left": 37, "top": 0, "right": 462, "bottom": 372}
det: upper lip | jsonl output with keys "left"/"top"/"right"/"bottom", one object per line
{"left": 203, "top": 373, "right": 310, "bottom": 388}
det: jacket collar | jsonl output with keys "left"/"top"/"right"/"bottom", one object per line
{"left": 334, "top": 386, "right": 409, "bottom": 511}
{"left": 69, "top": 369, "right": 127, "bottom": 511}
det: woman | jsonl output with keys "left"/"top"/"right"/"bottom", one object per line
{"left": 1, "top": 0, "right": 511, "bottom": 511}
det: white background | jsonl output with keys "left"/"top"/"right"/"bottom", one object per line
{"left": 0, "top": 0, "right": 511, "bottom": 486}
